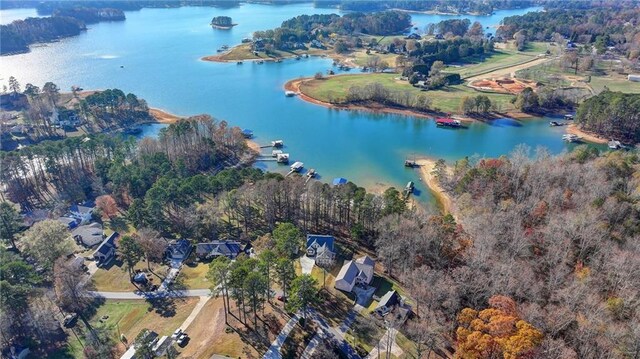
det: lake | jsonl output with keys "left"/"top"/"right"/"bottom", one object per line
{"left": 1, "top": 3, "right": 583, "bottom": 206}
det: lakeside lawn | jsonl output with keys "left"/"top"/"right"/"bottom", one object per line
{"left": 212, "top": 43, "right": 329, "bottom": 62}
{"left": 299, "top": 73, "right": 516, "bottom": 114}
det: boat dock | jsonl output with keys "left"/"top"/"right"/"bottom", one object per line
{"left": 403, "top": 181, "right": 415, "bottom": 199}
{"left": 286, "top": 161, "right": 304, "bottom": 176}
{"left": 305, "top": 169, "right": 316, "bottom": 183}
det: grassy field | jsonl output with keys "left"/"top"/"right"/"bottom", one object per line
{"left": 176, "top": 260, "right": 211, "bottom": 289}
{"left": 300, "top": 73, "right": 516, "bottom": 114}
{"left": 445, "top": 50, "right": 540, "bottom": 79}
{"left": 352, "top": 50, "right": 400, "bottom": 67}
{"left": 516, "top": 58, "right": 640, "bottom": 94}
{"left": 175, "top": 297, "right": 264, "bottom": 358}
{"left": 212, "top": 43, "right": 329, "bottom": 61}
{"left": 52, "top": 298, "right": 198, "bottom": 358}
{"left": 92, "top": 260, "right": 169, "bottom": 292}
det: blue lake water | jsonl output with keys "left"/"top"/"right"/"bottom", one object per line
{"left": 1, "top": 4, "right": 585, "bottom": 206}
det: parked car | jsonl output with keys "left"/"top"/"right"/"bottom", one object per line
{"left": 277, "top": 295, "right": 287, "bottom": 302}
{"left": 177, "top": 333, "right": 189, "bottom": 347}
{"left": 171, "top": 328, "right": 182, "bottom": 339}
{"left": 63, "top": 313, "right": 78, "bottom": 328}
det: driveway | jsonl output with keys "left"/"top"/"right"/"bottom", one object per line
{"left": 365, "top": 328, "right": 403, "bottom": 359}
{"left": 299, "top": 256, "right": 315, "bottom": 275}
{"left": 262, "top": 312, "right": 301, "bottom": 359}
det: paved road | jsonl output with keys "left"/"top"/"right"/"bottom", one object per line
{"left": 89, "top": 288, "right": 211, "bottom": 299}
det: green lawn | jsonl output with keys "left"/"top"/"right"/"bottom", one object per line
{"left": 92, "top": 260, "right": 168, "bottom": 292}
{"left": 300, "top": 73, "right": 516, "bottom": 114}
{"left": 212, "top": 43, "right": 330, "bottom": 61}
{"left": 445, "top": 50, "right": 539, "bottom": 79}
{"left": 50, "top": 298, "right": 198, "bottom": 358}
{"left": 176, "top": 260, "right": 211, "bottom": 289}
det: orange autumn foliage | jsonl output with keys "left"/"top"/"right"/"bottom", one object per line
{"left": 455, "top": 296, "right": 543, "bottom": 359}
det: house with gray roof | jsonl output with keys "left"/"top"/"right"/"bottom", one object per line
{"left": 69, "top": 202, "right": 94, "bottom": 224}
{"left": 334, "top": 255, "right": 375, "bottom": 292}
{"left": 72, "top": 222, "right": 103, "bottom": 247}
{"left": 195, "top": 241, "right": 242, "bottom": 260}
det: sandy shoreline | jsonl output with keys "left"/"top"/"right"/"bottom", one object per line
{"left": 566, "top": 123, "right": 608, "bottom": 144}
{"left": 414, "top": 158, "right": 456, "bottom": 217}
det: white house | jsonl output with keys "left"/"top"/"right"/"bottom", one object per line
{"left": 334, "top": 255, "right": 375, "bottom": 293}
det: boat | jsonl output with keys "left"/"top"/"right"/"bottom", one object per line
{"left": 608, "top": 140, "right": 622, "bottom": 150}
{"left": 436, "top": 118, "right": 461, "bottom": 127}
{"left": 290, "top": 161, "right": 304, "bottom": 172}
{"left": 241, "top": 129, "right": 253, "bottom": 138}
{"left": 257, "top": 60, "right": 264, "bottom": 64}
{"left": 549, "top": 121, "right": 561, "bottom": 127}
{"left": 404, "top": 181, "right": 415, "bottom": 194}
{"left": 562, "top": 134, "right": 581, "bottom": 142}
{"left": 276, "top": 153, "right": 290, "bottom": 163}
{"left": 285, "top": 91, "right": 297, "bottom": 97}
{"left": 564, "top": 114, "right": 574, "bottom": 121}
{"left": 271, "top": 140, "right": 284, "bottom": 147}
{"left": 275, "top": 58, "right": 282, "bottom": 63}
{"left": 237, "top": 61, "right": 243, "bottom": 65}
{"left": 221, "top": 45, "right": 229, "bottom": 50}
{"left": 272, "top": 149, "right": 283, "bottom": 157}
{"left": 404, "top": 159, "right": 417, "bottom": 167}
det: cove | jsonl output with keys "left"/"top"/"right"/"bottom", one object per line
{"left": 1, "top": 4, "right": 587, "bottom": 206}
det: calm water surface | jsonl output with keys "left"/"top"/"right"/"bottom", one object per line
{"left": 1, "top": 4, "right": 583, "bottom": 205}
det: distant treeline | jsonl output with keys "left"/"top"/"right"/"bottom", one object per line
{"left": 314, "top": 0, "right": 536, "bottom": 15}
{"left": 0, "top": 17, "right": 87, "bottom": 55}
{"left": 52, "top": 7, "right": 125, "bottom": 24}
{"left": 253, "top": 11, "right": 411, "bottom": 50}
{"left": 497, "top": 7, "right": 640, "bottom": 59}
{"left": 575, "top": 91, "right": 640, "bottom": 143}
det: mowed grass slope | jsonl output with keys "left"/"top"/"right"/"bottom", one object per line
{"left": 300, "top": 73, "right": 516, "bottom": 113}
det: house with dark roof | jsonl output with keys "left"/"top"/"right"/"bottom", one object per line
{"left": 93, "top": 232, "right": 118, "bottom": 267}
{"left": 166, "top": 239, "right": 192, "bottom": 261}
{"left": 72, "top": 222, "right": 103, "bottom": 247}
{"left": 306, "top": 234, "right": 336, "bottom": 266}
{"left": 195, "top": 241, "right": 242, "bottom": 260}
{"left": 334, "top": 255, "right": 375, "bottom": 292}
{"left": 375, "top": 290, "right": 412, "bottom": 322}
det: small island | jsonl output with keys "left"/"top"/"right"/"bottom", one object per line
{"left": 210, "top": 16, "right": 236, "bottom": 29}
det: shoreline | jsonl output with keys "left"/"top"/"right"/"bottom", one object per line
{"left": 286, "top": 77, "right": 533, "bottom": 122}
{"left": 210, "top": 24, "right": 237, "bottom": 30}
{"left": 147, "top": 108, "right": 260, "bottom": 153}
{"left": 565, "top": 123, "right": 608, "bottom": 144}
{"left": 414, "top": 158, "right": 456, "bottom": 217}
{"left": 285, "top": 78, "right": 455, "bottom": 121}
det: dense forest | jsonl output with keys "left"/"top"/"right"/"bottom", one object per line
{"left": 252, "top": 11, "right": 411, "bottom": 50}
{"left": 575, "top": 91, "right": 640, "bottom": 143}
{"left": 497, "top": 7, "right": 640, "bottom": 59}
{"left": 0, "top": 16, "right": 86, "bottom": 54}
{"left": 52, "top": 7, "right": 125, "bottom": 24}
{"left": 375, "top": 147, "right": 640, "bottom": 358}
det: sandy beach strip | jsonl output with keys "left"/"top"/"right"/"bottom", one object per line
{"left": 565, "top": 123, "right": 608, "bottom": 144}
{"left": 415, "top": 158, "right": 456, "bottom": 217}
